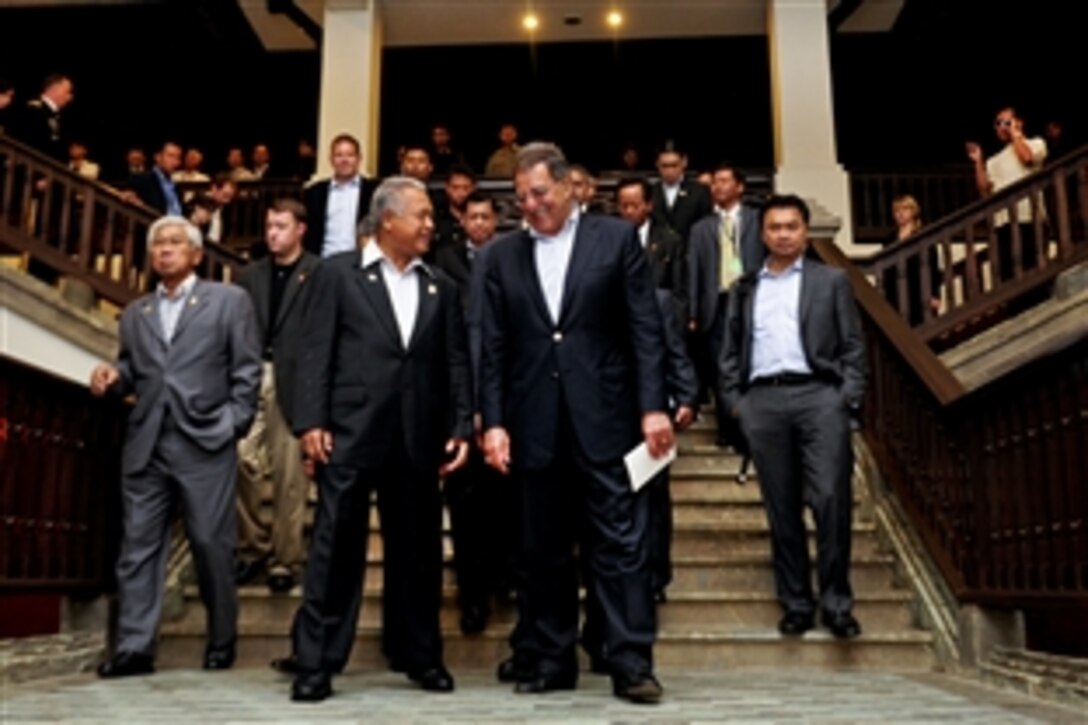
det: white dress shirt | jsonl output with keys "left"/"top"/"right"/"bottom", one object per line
{"left": 531, "top": 207, "right": 580, "bottom": 323}
{"left": 749, "top": 257, "right": 812, "bottom": 381}
{"left": 662, "top": 181, "right": 680, "bottom": 209}
{"left": 156, "top": 273, "right": 197, "bottom": 342}
{"left": 362, "top": 242, "right": 424, "bottom": 348}
{"left": 637, "top": 220, "right": 650, "bottom": 248}
{"left": 323, "top": 176, "right": 362, "bottom": 257}
{"left": 717, "top": 202, "right": 742, "bottom": 243}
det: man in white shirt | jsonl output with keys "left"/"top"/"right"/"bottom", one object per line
{"left": 290, "top": 177, "right": 472, "bottom": 701}
{"left": 302, "top": 133, "right": 377, "bottom": 257}
{"left": 174, "top": 148, "right": 210, "bottom": 184}
{"left": 68, "top": 141, "right": 100, "bottom": 180}
{"left": 967, "top": 107, "right": 1048, "bottom": 280}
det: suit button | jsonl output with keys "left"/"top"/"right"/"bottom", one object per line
{"left": 551, "top": 371, "right": 559, "bottom": 380}
{"left": 552, "top": 331, "right": 563, "bottom": 343}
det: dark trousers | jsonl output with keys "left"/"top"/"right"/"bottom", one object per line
{"left": 995, "top": 223, "right": 1040, "bottom": 282}
{"left": 516, "top": 420, "right": 655, "bottom": 678}
{"left": 708, "top": 293, "right": 748, "bottom": 453}
{"left": 292, "top": 442, "right": 444, "bottom": 675}
{"left": 582, "top": 466, "right": 669, "bottom": 664}
{"left": 738, "top": 381, "right": 854, "bottom": 615}
{"left": 445, "top": 446, "right": 518, "bottom": 611}
{"left": 115, "top": 416, "right": 237, "bottom": 656}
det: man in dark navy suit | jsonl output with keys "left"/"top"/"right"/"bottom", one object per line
{"left": 480, "top": 142, "right": 673, "bottom": 704}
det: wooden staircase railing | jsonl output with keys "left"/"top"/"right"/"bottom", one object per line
{"left": 850, "top": 164, "right": 978, "bottom": 246}
{"left": 0, "top": 134, "right": 244, "bottom": 308}
{"left": 854, "top": 144, "right": 1088, "bottom": 348}
{"left": 814, "top": 238, "right": 1088, "bottom": 608}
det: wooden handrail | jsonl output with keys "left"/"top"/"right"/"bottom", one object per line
{"left": 850, "top": 143, "right": 1088, "bottom": 346}
{"left": 813, "top": 232, "right": 1088, "bottom": 607}
{"left": 0, "top": 134, "right": 244, "bottom": 308}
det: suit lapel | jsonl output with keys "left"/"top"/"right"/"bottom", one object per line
{"left": 356, "top": 262, "right": 404, "bottom": 352}
{"left": 272, "top": 256, "right": 315, "bottom": 332}
{"left": 407, "top": 272, "right": 440, "bottom": 352}
{"left": 799, "top": 260, "right": 815, "bottom": 349}
{"left": 170, "top": 280, "right": 209, "bottom": 343}
{"left": 137, "top": 295, "right": 168, "bottom": 347}
{"left": 516, "top": 230, "right": 553, "bottom": 325}
{"left": 557, "top": 215, "right": 593, "bottom": 324}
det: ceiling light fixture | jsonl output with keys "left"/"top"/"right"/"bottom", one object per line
{"left": 606, "top": 10, "right": 623, "bottom": 28}
{"left": 523, "top": 13, "right": 540, "bottom": 31}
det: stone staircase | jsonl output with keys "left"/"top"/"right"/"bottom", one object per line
{"left": 159, "top": 418, "right": 936, "bottom": 671}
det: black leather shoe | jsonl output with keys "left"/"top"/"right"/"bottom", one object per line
{"left": 822, "top": 610, "right": 862, "bottom": 639}
{"left": 291, "top": 671, "right": 332, "bottom": 702}
{"left": 459, "top": 603, "right": 489, "bottom": 635}
{"left": 203, "top": 641, "right": 236, "bottom": 670}
{"left": 408, "top": 665, "right": 455, "bottom": 692}
{"left": 514, "top": 670, "right": 578, "bottom": 694}
{"left": 778, "top": 610, "right": 815, "bottom": 636}
{"left": 497, "top": 652, "right": 535, "bottom": 683}
{"left": 271, "top": 655, "right": 299, "bottom": 675}
{"left": 267, "top": 572, "right": 295, "bottom": 594}
{"left": 235, "top": 558, "right": 265, "bottom": 586}
{"left": 612, "top": 672, "right": 663, "bottom": 704}
{"left": 97, "top": 651, "right": 155, "bottom": 678}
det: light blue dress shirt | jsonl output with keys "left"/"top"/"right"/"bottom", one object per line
{"left": 531, "top": 207, "right": 580, "bottom": 324}
{"left": 154, "top": 167, "right": 183, "bottom": 217}
{"left": 323, "top": 176, "right": 362, "bottom": 257}
{"left": 749, "top": 257, "right": 812, "bottom": 381}
{"left": 156, "top": 273, "right": 197, "bottom": 342}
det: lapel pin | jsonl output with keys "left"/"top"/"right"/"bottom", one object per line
{"left": 299, "top": 272, "right": 307, "bottom": 284}
{"left": 368, "top": 273, "right": 378, "bottom": 282}
{"left": 428, "top": 284, "right": 438, "bottom": 295}
{"left": 142, "top": 304, "right": 153, "bottom": 314}
{"left": 188, "top": 296, "right": 199, "bottom": 306}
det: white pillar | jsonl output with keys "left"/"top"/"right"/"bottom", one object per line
{"left": 767, "top": 0, "right": 855, "bottom": 252}
{"left": 316, "top": 0, "right": 383, "bottom": 179}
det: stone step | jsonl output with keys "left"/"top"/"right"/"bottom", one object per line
{"left": 670, "top": 521, "right": 882, "bottom": 558}
{"left": 173, "top": 585, "right": 916, "bottom": 635}
{"left": 157, "top": 627, "right": 935, "bottom": 672}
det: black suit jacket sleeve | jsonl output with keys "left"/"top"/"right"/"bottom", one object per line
{"left": 717, "top": 273, "right": 753, "bottom": 414}
{"left": 292, "top": 258, "right": 338, "bottom": 434}
{"left": 127, "top": 172, "right": 167, "bottom": 214}
{"left": 657, "top": 290, "right": 698, "bottom": 409}
{"left": 443, "top": 275, "right": 475, "bottom": 441}
{"left": 622, "top": 227, "right": 670, "bottom": 416}
{"left": 833, "top": 271, "right": 867, "bottom": 407}
{"left": 479, "top": 250, "right": 507, "bottom": 431}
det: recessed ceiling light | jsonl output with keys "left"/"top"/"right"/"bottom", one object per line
{"left": 523, "top": 13, "right": 540, "bottom": 31}
{"left": 606, "top": 10, "right": 623, "bottom": 28}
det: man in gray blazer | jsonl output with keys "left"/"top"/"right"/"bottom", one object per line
{"left": 90, "top": 216, "right": 261, "bottom": 678}
{"left": 235, "top": 199, "right": 320, "bottom": 594}
{"left": 719, "top": 195, "right": 866, "bottom": 640}
{"left": 687, "top": 163, "right": 764, "bottom": 447}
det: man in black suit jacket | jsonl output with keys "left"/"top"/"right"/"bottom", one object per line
{"left": 616, "top": 177, "right": 686, "bottom": 318}
{"left": 234, "top": 199, "right": 320, "bottom": 594}
{"left": 126, "top": 141, "right": 184, "bottom": 216}
{"left": 290, "top": 177, "right": 473, "bottom": 702}
{"left": 12, "top": 74, "right": 73, "bottom": 161}
{"left": 480, "top": 143, "right": 673, "bottom": 704}
{"left": 650, "top": 143, "right": 712, "bottom": 244}
{"left": 687, "top": 163, "right": 765, "bottom": 446}
{"left": 430, "top": 164, "right": 476, "bottom": 261}
{"left": 302, "top": 133, "right": 377, "bottom": 257}
{"left": 719, "top": 195, "right": 867, "bottom": 641}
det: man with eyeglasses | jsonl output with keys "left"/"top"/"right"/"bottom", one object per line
{"left": 966, "top": 107, "right": 1048, "bottom": 280}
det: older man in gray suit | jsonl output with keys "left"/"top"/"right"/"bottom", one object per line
{"left": 90, "top": 216, "right": 261, "bottom": 678}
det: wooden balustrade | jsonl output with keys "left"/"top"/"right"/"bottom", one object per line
{"left": 815, "top": 239, "right": 1088, "bottom": 606}
{"left": 854, "top": 146, "right": 1088, "bottom": 347}
{"left": 1, "top": 135, "right": 244, "bottom": 308}
{"left": 0, "top": 356, "right": 124, "bottom": 591}
{"left": 850, "top": 165, "right": 977, "bottom": 246}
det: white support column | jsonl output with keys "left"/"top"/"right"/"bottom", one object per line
{"left": 767, "top": 0, "right": 855, "bottom": 252}
{"left": 316, "top": 0, "right": 383, "bottom": 178}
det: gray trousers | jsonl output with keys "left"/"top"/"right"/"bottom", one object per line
{"left": 738, "top": 381, "right": 854, "bottom": 615}
{"left": 115, "top": 416, "right": 238, "bottom": 655}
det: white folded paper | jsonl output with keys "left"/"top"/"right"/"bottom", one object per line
{"left": 624, "top": 442, "right": 677, "bottom": 492}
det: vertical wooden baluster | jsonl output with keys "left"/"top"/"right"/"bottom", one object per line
{"left": 1053, "top": 167, "right": 1073, "bottom": 261}
{"left": 78, "top": 187, "right": 96, "bottom": 271}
